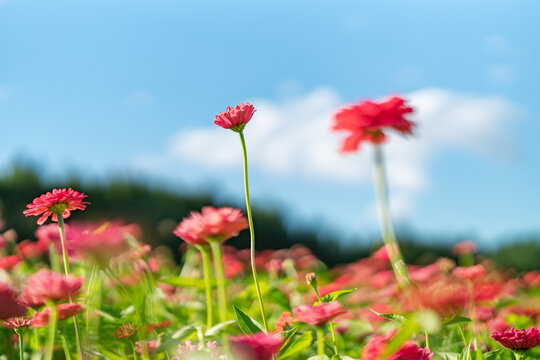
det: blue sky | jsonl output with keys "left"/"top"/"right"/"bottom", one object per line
{"left": 1, "top": 0, "right": 539, "bottom": 247}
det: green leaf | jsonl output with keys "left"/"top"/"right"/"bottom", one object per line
{"left": 268, "top": 289, "right": 291, "bottom": 311}
{"left": 234, "top": 306, "right": 265, "bottom": 335}
{"left": 484, "top": 348, "right": 504, "bottom": 360}
{"left": 159, "top": 276, "right": 217, "bottom": 289}
{"left": 205, "top": 320, "right": 236, "bottom": 337}
{"left": 458, "top": 340, "right": 472, "bottom": 360}
{"left": 442, "top": 316, "right": 472, "bottom": 326}
{"left": 382, "top": 319, "right": 419, "bottom": 358}
{"left": 321, "top": 289, "right": 356, "bottom": 302}
{"left": 369, "top": 309, "right": 407, "bottom": 323}
{"left": 153, "top": 325, "right": 196, "bottom": 354}
{"left": 279, "top": 330, "right": 313, "bottom": 359}
{"left": 279, "top": 327, "right": 299, "bottom": 350}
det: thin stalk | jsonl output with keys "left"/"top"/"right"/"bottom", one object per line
{"left": 317, "top": 328, "right": 325, "bottom": 360}
{"left": 209, "top": 241, "right": 227, "bottom": 324}
{"left": 17, "top": 333, "right": 24, "bottom": 360}
{"left": 61, "top": 335, "right": 73, "bottom": 360}
{"left": 312, "top": 287, "right": 338, "bottom": 355}
{"left": 238, "top": 131, "right": 269, "bottom": 332}
{"left": 513, "top": 352, "right": 523, "bottom": 360}
{"left": 372, "top": 145, "right": 410, "bottom": 289}
{"left": 195, "top": 245, "right": 214, "bottom": 329}
{"left": 44, "top": 304, "right": 58, "bottom": 360}
{"left": 56, "top": 216, "right": 84, "bottom": 360}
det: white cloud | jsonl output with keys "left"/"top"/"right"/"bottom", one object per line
{"left": 134, "top": 87, "right": 519, "bottom": 220}
{"left": 485, "top": 63, "right": 515, "bottom": 85}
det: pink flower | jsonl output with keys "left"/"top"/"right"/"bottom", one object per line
{"left": 31, "top": 303, "right": 84, "bottom": 327}
{"left": 214, "top": 103, "right": 256, "bottom": 132}
{"left": 176, "top": 340, "right": 222, "bottom": 359}
{"left": 0, "top": 255, "right": 22, "bottom": 271}
{"left": 174, "top": 206, "right": 248, "bottom": 245}
{"left": 230, "top": 332, "right": 283, "bottom": 360}
{"left": 491, "top": 328, "right": 540, "bottom": 350}
{"left": 453, "top": 265, "right": 486, "bottom": 280}
{"left": 275, "top": 311, "right": 294, "bottom": 332}
{"left": 332, "top": 96, "right": 414, "bottom": 153}
{"left": 293, "top": 301, "right": 346, "bottom": 326}
{"left": 3, "top": 317, "right": 32, "bottom": 330}
{"left": 0, "top": 284, "right": 27, "bottom": 320}
{"left": 361, "top": 330, "right": 433, "bottom": 360}
{"left": 136, "top": 340, "right": 161, "bottom": 355}
{"left": 23, "top": 188, "right": 89, "bottom": 225}
{"left": 20, "top": 269, "right": 82, "bottom": 307}
{"left": 452, "top": 240, "right": 476, "bottom": 255}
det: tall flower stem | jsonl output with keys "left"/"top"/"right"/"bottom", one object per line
{"left": 372, "top": 145, "right": 410, "bottom": 289}
{"left": 238, "top": 131, "right": 269, "bottom": 332}
{"left": 56, "top": 216, "right": 84, "bottom": 360}
{"left": 44, "top": 303, "right": 58, "bottom": 360}
{"left": 317, "top": 327, "right": 326, "bottom": 360}
{"left": 195, "top": 244, "right": 214, "bottom": 329}
{"left": 209, "top": 241, "right": 227, "bottom": 324}
{"left": 16, "top": 332, "right": 24, "bottom": 360}
{"left": 310, "top": 282, "right": 338, "bottom": 355}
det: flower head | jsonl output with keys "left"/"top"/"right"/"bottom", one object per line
{"left": 361, "top": 330, "right": 433, "bottom": 360}
{"left": 174, "top": 206, "right": 248, "bottom": 245}
{"left": 114, "top": 323, "right": 139, "bottom": 338}
{"left": 0, "top": 284, "right": 27, "bottom": 320}
{"left": 452, "top": 265, "right": 486, "bottom": 280}
{"left": 230, "top": 332, "right": 283, "bottom": 360}
{"left": 20, "top": 269, "right": 83, "bottom": 307}
{"left": 24, "top": 188, "right": 89, "bottom": 225}
{"left": 491, "top": 328, "right": 540, "bottom": 350}
{"left": 3, "top": 317, "right": 32, "bottom": 330}
{"left": 175, "top": 340, "right": 223, "bottom": 359}
{"left": 452, "top": 240, "right": 477, "bottom": 255}
{"left": 214, "top": 103, "right": 255, "bottom": 132}
{"left": 31, "top": 303, "right": 84, "bottom": 327}
{"left": 332, "top": 96, "right": 414, "bottom": 153}
{"left": 293, "top": 301, "right": 346, "bottom": 326}
{"left": 136, "top": 340, "right": 161, "bottom": 355}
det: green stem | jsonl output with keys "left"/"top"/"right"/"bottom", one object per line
{"left": 56, "top": 216, "right": 85, "bottom": 360}
{"left": 238, "top": 131, "right": 269, "bottom": 332}
{"left": 372, "top": 145, "right": 410, "bottom": 289}
{"left": 195, "top": 245, "right": 214, "bottom": 329}
{"left": 44, "top": 304, "right": 58, "bottom": 360}
{"left": 513, "top": 352, "right": 523, "bottom": 360}
{"left": 209, "top": 242, "right": 227, "bottom": 324}
{"left": 312, "top": 287, "right": 338, "bottom": 355}
{"left": 317, "top": 328, "right": 325, "bottom": 360}
{"left": 18, "top": 333, "right": 24, "bottom": 360}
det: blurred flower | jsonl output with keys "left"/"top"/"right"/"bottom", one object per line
{"left": 31, "top": 303, "right": 84, "bottom": 327}
{"left": 453, "top": 265, "right": 486, "bottom": 280}
{"left": 275, "top": 311, "right": 294, "bottom": 332}
{"left": 145, "top": 320, "right": 171, "bottom": 333}
{"left": 174, "top": 206, "right": 248, "bottom": 244}
{"left": 214, "top": 103, "right": 256, "bottom": 132}
{"left": 175, "top": 340, "right": 223, "bottom": 359}
{"left": 136, "top": 340, "right": 161, "bottom": 355}
{"left": 293, "top": 301, "right": 346, "bottom": 326}
{"left": 0, "top": 284, "right": 27, "bottom": 320}
{"left": 361, "top": 330, "right": 433, "bottom": 360}
{"left": 2, "top": 317, "right": 32, "bottom": 330}
{"left": 114, "top": 323, "right": 139, "bottom": 338}
{"left": 17, "top": 240, "right": 49, "bottom": 259}
{"left": 23, "top": 188, "right": 88, "bottom": 225}
{"left": 0, "top": 255, "right": 22, "bottom": 271}
{"left": 332, "top": 96, "right": 414, "bottom": 153}
{"left": 230, "top": 332, "right": 283, "bottom": 360}
{"left": 405, "top": 281, "right": 469, "bottom": 317}
{"left": 20, "top": 269, "right": 82, "bottom": 307}
{"left": 452, "top": 241, "right": 477, "bottom": 255}
{"left": 491, "top": 327, "right": 540, "bottom": 350}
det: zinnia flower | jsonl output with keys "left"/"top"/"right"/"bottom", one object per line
{"left": 0, "top": 284, "right": 27, "bottom": 320}
{"left": 23, "top": 188, "right": 89, "bottom": 225}
{"left": 452, "top": 240, "right": 477, "bottom": 255}
{"left": 293, "top": 301, "right": 346, "bottom": 326}
{"left": 31, "top": 303, "right": 84, "bottom": 327}
{"left": 491, "top": 328, "right": 540, "bottom": 350}
{"left": 453, "top": 265, "right": 486, "bottom": 280}
{"left": 332, "top": 96, "right": 414, "bottom": 153}
{"left": 214, "top": 103, "right": 256, "bottom": 132}
{"left": 173, "top": 206, "right": 248, "bottom": 245}
{"left": 114, "top": 323, "right": 139, "bottom": 338}
{"left": 361, "top": 330, "right": 433, "bottom": 360}
{"left": 3, "top": 317, "right": 32, "bottom": 330}
{"left": 230, "top": 332, "right": 283, "bottom": 360}
{"left": 175, "top": 340, "right": 223, "bottom": 359}
{"left": 136, "top": 340, "right": 161, "bottom": 355}
{"left": 20, "top": 269, "right": 83, "bottom": 307}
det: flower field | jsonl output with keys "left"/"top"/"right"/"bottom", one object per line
{"left": 0, "top": 100, "right": 539, "bottom": 359}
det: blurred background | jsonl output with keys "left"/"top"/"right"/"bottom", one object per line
{"left": 1, "top": 0, "right": 539, "bottom": 269}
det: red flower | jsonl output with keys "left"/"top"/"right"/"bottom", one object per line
{"left": 230, "top": 332, "right": 283, "bottom": 360}
{"left": 453, "top": 265, "right": 486, "bottom": 280}
{"left": 174, "top": 206, "right": 248, "bottom": 245}
{"left": 332, "top": 96, "right": 414, "bottom": 153}
{"left": 114, "top": 323, "right": 139, "bottom": 338}
{"left": 491, "top": 328, "right": 540, "bottom": 350}
{"left": 31, "top": 303, "right": 83, "bottom": 327}
{"left": 452, "top": 240, "right": 477, "bottom": 255}
{"left": 0, "top": 284, "right": 27, "bottom": 320}
{"left": 214, "top": 103, "right": 255, "bottom": 132}
{"left": 361, "top": 330, "right": 433, "bottom": 360}
{"left": 0, "top": 255, "right": 22, "bottom": 271}
{"left": 3, "top": 317, "right": 32, "bottom": 330}
{"left": 275, "top": 311, "right": 294, "bottom": 332}
{"left": 23, "top": 188, "right": 89, "bottom": 225}
{"left": 20, "top": 269, "right": 82, "bottom": 307}
{"left": 293, "top": 301, "right": 346, "bottom": 326}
